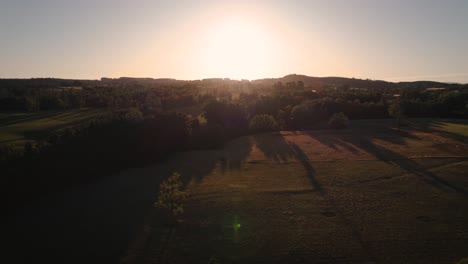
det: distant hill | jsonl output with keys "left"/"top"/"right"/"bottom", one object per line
{"left": 1, "top": 74, "right": 466, "bottom": 90}
{"left": 252, "top": 74, "right": 461, "bottom": 90}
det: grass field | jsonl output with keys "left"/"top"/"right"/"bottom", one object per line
{"left": 7, "top": 119, "right": 468, "bottom": 263}
{"left": 0, "top": 108, "right": 103, "bottom": 149}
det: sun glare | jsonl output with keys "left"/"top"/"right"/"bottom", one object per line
{"left": 201, "top": 17, "right": 275, "bottom": 79}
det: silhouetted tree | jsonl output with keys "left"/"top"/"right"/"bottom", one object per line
{"left": 388, "top": 99, "right": 405, "bottom": 129}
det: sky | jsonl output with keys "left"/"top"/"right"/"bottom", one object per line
{"left": 1, "top": 0, "right": 467, "bottom": 83}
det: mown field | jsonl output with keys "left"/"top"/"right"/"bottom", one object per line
{"left": 0, "top": 108, "right": 103, "bottom": 149}
{"left": 8, "top": 119, "right": 468, "bottom": 264}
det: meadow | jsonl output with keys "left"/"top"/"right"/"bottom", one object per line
{"left": 9, "top": 119, "right": 468, "bottom": 263}
{"left": 0, "top": 108, "right": 103, "bottom": 149}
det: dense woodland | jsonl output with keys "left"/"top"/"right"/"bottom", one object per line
{"left": 2, "top": 75, "right": 468, "bottom": 210}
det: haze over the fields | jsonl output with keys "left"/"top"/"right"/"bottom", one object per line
{"left": 1, "top": 0, "right": 468, "bottom": 82}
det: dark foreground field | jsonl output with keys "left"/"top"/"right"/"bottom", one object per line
{"left": 7, "top": 119, "right": 468, "bottom": 263}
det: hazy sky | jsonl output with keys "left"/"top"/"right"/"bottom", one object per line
{"left": 1, "top": 0, "right": 467, "bottom": 82}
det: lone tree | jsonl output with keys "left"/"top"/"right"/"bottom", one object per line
{"left": 388, "top": 99, "right": 405, "bottom": 129}
{"left": 155, "top": 172, "right": 186, "bottom": 217}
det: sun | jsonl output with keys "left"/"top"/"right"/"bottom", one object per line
{"left": 200, "top": 16, "right": 275, "bottom": 79}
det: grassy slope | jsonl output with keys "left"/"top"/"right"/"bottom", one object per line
{"left": 7, "top": 119, "right": 468, "bottom": 263}
{"left": 411, "top": 118, "right": 468, "bottom": 137}
{"left": 0, "top": 108, "right": 103, "bottom": 148}
{"left": 125, "top": 119, "right": 468, "bottom": 264}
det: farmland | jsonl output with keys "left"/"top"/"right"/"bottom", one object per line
{"left": 8, "top": 119, "right": 468, "bottom": 263}
{"left": 0, "top": 108, "right": 103, "bottom": 149}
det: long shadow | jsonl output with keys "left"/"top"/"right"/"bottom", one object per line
{"left": 254, "top": 132, "right": 375, "bottom": 261}
{"left": 302, "top": 125, "right": 420, "bottom": 158}
{"left": 349, "top": 119, "right": 422, "bottom": 146}
{"left": 412, "top": 119, "right": 468, "bottom": 143}
{"left": 253, "top": 132, "right": 322, "bottom": 192}
{"left": 349, "top": 134, "right": 468, "bottom": 197}
{"left": 372, "top": 127, "right": 421, "bottom": 145}
{"left": 289, "top": 142, "right": 323, "bottom": 192}
{"left": 303, "top": 124, "right": 468, "bottom": 196}
{"left": 219, "top": 136, "right": 254, "bottom": 174}
{"left": 253, "top": 132, "right": 296, "bottom": 163}
{"left": 303, "top": 122, "right": 422, "bottom": 159}
{"left": 303, "top": 131, "right": 359, "bottom": 154}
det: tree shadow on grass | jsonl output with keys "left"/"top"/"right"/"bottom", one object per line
{"left": 300, "top": 125, "right": 420, "bottom": 157}
{"left": 220, "top": 136, "right": 254, "bottom": 174}
{"left": 289, "top": 142, "right": 323, "bottom": 193}
{"left": 372, "top": 127, "right": 421, "bottom": 145}
{"left": 303, "top": 131, "right": 359, "bottom": 154}
{"left": 349, "top": 135, "right": 468, "bottom": 197}
{"left": 301, "top": 125, "right": 468, "bottom": 197}
{"left": 254, "top": 132, "right": 377, "bottom": 261}
{"left": 253, "top": 132, "right": 297, "bottom": 163}
{"left": 253, "top": 132, "right": 322, "bottom": 192}
{"left": 349, "top": 119, "right": 422, "bottom": 146}
{"left": 411, "top": 119, "right": 468, "bottom": 143}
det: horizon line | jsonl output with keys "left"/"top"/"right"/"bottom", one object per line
{"left": 1, "top": 74, "right": 467, "bottom": 85}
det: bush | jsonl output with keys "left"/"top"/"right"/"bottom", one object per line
{"left": 249, "top": 114, "right": 279, "bottom": 133}
{"left": 328, "top": 112, "right": 349, "bottom": 129}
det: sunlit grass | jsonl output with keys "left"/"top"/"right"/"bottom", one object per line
{"left": 436, "top": 120, "right": 468, "bottom": 137}
{"left": 0, "top": 108, "right": 103, "bottom": 148}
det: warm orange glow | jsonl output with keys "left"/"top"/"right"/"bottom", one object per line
{"left": 199, "top": 16, "right": 276, "bottom": 79}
